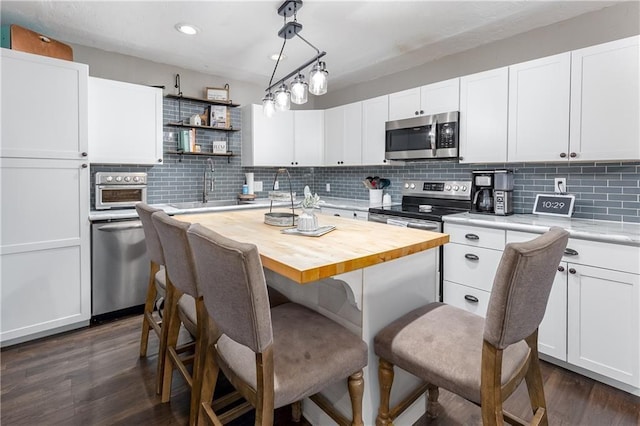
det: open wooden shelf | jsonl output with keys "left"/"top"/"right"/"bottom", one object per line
{"left": 165, "top": 122, "right": 239, "bottom": 132}
{"left": 166, "top": 150, "right": 234, "bottom": 163}
{"left": 164, "top": 94, "right": 240, "bottom": 108}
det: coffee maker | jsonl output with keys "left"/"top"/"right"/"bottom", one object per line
{"left": 471, "top": 170, "right": 514, "bottom": 215}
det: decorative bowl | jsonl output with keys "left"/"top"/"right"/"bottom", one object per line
{"left": 264, "top": 212, "right": 298, "bottom": 227}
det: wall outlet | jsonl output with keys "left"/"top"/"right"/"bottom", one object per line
{"left": 554, "top": 177, "right": 567, "bottom": 193}
{"left": 326, "top": 183, "right": 330, "bottom": 192}
{"left": 274, "top": 180, "right": 279, "bottom": 190}
{"left": 254, "top": 181, "right": 263, "bottom": 192}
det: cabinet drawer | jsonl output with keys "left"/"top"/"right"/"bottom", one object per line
{"left": 443, "top": 244, "right": 503, "bottom": 292}
{"left": 443, "top": 281, "right": 490, "bottom": 317}
{"left": 445, "top": 223, "right": 505, "bottom": 250}
{"left": 507, "top": 231, "right": 640, "bottom": 274}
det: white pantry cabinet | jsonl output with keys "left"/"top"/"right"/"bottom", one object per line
{"left": 507, "top": 52, "right": 571, "bottom": 162}
{"left": 324, "top": 102, "right": 362, "bottom": 166}
{"left": 458, "top": 67, "right": 509, "bottom": 163}
{"left": 569, "top": 35, "right": 640, "bottom": 161}
{"left": 0, "top": 49, "right": 90, "bottom": 346}
{"left": 88, "top": 77, "right": 163, "bottom": 165}
{"left": 361, "top": 95, "right": 389, "bottom": 166}
{"left": 388, "top": 78, "right": 460, "bottom": 121}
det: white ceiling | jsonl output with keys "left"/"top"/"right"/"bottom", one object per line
{"left": 0, "top": 1, "right": 620, "bottom": 90}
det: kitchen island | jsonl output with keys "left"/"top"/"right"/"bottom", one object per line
{"left": 175, "top": 208, "right": 448, "bottom": 425}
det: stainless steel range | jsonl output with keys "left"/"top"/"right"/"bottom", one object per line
{"left": 368, "top": 180, "right": 472, "bottom": 300}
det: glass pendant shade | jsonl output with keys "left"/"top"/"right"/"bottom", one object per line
{"left": 274, "top": 83, "right": 291, "bottom": 111}
{"left": 309, "top": 61, "right": 328, "bottom": 96}
{"left": 262, "top": 92, "right": 276, "bottom": 118}
{"left": 290, "top": 73, "right": 308, "bottom": 105}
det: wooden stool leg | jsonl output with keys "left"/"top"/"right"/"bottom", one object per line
{"left": 524, "top": 333, "right": 549, "bottom": 426}
{"left": 376, "top": 358, "right": 394, "bottom": 426}
{"left": 198, "top": 343, "right": 219, "bottom": 426}
{"left": 140, "top": 261, "right": 159, "bottom": 357}
{"left": 156, "top": 279, "right": 174, "bottom": 395}
{"left": 426, "top": 384, "right": 440, "bottom": 418}
{"left": 161, "top": 287, "right": 183, "bottom": 402}
{"left": 189, "top": 297, "right": 208, "bottom": 426}
{"left": 348, "top": 370, "right": 364, "bottom": 426}
{"left": 481, "top": 340, "right": 505, "bottom": 426}
{"left": 291, "top": 401, "right": 302, "bottom": 423}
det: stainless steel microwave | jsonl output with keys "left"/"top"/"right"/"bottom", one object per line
{"left": 385, "top": 111, "right": 459, "bottom": 161}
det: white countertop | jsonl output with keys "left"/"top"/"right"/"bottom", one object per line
{"left": 88, "top": 197, "right": 389, "bottom": 222}
{"left": 443, "top": 212, "right": 640, "bottom": 247}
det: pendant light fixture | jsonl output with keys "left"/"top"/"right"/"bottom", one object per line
{"left": 262, "top": 0, "right": 328, "bottom": 117}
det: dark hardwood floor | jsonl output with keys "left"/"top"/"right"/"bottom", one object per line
{"left": 1, "top": 314, "right": 638, "bottom": 425}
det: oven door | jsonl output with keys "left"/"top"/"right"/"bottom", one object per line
{"left": 95, "top": 184, "right": 147, "bottom": 210}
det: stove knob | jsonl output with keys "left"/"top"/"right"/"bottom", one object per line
{"left": 453, "top": 185, "right": 459, "bottom": 191}
{"left": 461, "top": 185, "right": 468, "bottom": 191}
{"left": 445, "top": 185, "right": 451, "bottom": 191}
{"left": 124, "top": 176, "right": 131, "bottom": 182}
{"left": 115, "top": 176, "right": 122, "bottom": 182}
{"left": 404, "top": 183, "right": 409, "bottom": 189}
{"left": 133, "top": 176, "right": 139, "bottom": 182}
{"left": 106, "top": 176, "right": 113, "bottom": 182}
{"left": 410, "top": 183, "right": 416, "bottom": 189}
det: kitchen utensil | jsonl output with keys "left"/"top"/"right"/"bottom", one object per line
{"left": 371, "top": 176, "right": 380, "bottom": 188}
{"left": 378, "top": 178, "right": 391, "bottom": 189}
{"left": 363, "top": 180, "right": 373, "bottom": 189}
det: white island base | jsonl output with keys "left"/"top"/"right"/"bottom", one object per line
{"left": 265, "top": 249, "right": 438, "bottom": 426}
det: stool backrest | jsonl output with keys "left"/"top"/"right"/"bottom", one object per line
{"left": 135, "top": 203, "right": 165, "bottom": 266}
{"left": 484, "top": 227, "right": 569, "bottom": 349}
{"left": 151, "top": 212, "right": 198, "bottom": 298}
{"left": 187, "top": 223, "right": 273, "bottom": 353}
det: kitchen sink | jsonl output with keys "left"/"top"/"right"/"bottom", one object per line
{"left": 169, "top": 200, "right": 239, "bottom": 209}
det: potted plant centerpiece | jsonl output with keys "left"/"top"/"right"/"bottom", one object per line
{"left": 298, "top": 187, "right": 320, "bottom": 232}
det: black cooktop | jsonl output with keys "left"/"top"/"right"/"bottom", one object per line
{"left": 369, "top": 203, "right": 469, "bottom": 221}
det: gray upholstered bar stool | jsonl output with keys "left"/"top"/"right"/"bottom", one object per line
{"left": 135, "top": 203, "right": 167, "bottom": 359}
{"left": 374, "top": 227, "right": 569, "bottom": 426}
{"left": 151, "top": 211, "right": 210, "bottom": 426}
{"left": 187, "top": 224, "right": 369, "bottom": 426}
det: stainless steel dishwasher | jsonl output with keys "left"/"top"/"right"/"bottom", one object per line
{"left": 91, "top": 219, "right": 149, "bottom": 317}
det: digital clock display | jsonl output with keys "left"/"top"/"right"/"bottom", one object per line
{"left": 533, "top": 194, "right": 575, "bottom": 217}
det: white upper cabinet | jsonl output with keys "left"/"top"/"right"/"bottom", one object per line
{"left": 88, "top": 77, "right": 163, "bottom": 165}
{"left": 241, "top": 104, "right": 294, "bottom": 167}
{"left": 1, "top": 49, "right": 88, "bottom": 160}
{"left": 507, "top": 52, "right": 571, "bottom": 162}
{"left": 361, "top": 95, "right": 389, "bottom": 165}
{"left": 293, "top": 110, "right": 324, "bottom": 167}
{"left": 570, "top": 35, "right": 639, "bottom": 161}
{"left": 388, "top": 78, "right": 459, "bottom": 121}
{"left": 459, "top": 67, "right": 509, "bottom": 163}
{"left": 324, "top": 102, "right": 362, "bottom": 166}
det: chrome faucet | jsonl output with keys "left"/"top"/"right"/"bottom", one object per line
{"left": 203, "top": 158, "right": 215, "bottom": 203}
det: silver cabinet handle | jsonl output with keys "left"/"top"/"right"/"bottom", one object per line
{"left": 96, "top": 221, "right": 143, "bottom": 232}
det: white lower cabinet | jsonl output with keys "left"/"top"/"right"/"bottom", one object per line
{"left": 320, "top": 207, "right": 368, "bottom": 221}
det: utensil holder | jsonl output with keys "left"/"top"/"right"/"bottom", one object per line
{"left": 369, "top": 189, "right": 383, "bottom": 206}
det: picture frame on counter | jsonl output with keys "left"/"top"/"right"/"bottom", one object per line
{"left": 205, "top": 86, "right": 229, "bottom": 101}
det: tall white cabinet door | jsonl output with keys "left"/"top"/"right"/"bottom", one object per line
{"left": 361, "top": 95, "right": 389, "bottom": 165}
{"left": 388, "top": 87, "right": 421, "bottom": 121}
{"left": 1, "top": 49, "right": 88, "bottom": 160}
{"left": 324, "top": 105, "right": 345, "bottom": 166}
{"left": 459, "top": 67, "right": 509, "bottom": 163}
{"left": 293, "top": 110, "right": 324, "bottom": 167}
{"left": 567, "top": 265, "right": 639, "bottom": 387}
{"left": 507, "top": 53, "right": 571, "bottom": 162}
{"left": 343, "top": 102, "right": 363, "bottom": 165}
{"left": 242, "top": 105, "right": 294, "bottom": 166}
{"left": 570, "top": 36, "right": 640, "bottom": 161}
{"left": 89, "top": 77, "right": 163, "bottom": 165}
{"left": 1, "top": 158, "right": 90, "bottom": 344}
{"left": 537, "top": 265, "right": 568, "bottom": 361}
{"left": 420, "top": 78, "right": 460, "bottom": 115}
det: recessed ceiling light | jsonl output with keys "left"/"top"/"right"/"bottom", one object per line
{"left": 270, "top": 53, "right": 286, "bottom": 61}
{"left": 175, "top": 23, "right": 199, "bottom": 35}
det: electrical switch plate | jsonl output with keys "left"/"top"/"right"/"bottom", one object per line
{"left": 326, "top": 183, "right": 330, "bottom": 192}
{"left": 554, "top": 178, "right": 566, "bottom": 193}
{"left": 254, "top": 181, "right": 263, "bottom": 192}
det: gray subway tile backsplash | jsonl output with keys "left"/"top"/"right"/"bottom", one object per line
{"left": 90, "top": 99, "right": 640, "bottom": 223}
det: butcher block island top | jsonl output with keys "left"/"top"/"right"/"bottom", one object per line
{"left": 175, "top": 208, "right": 448, "bottom": 284}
